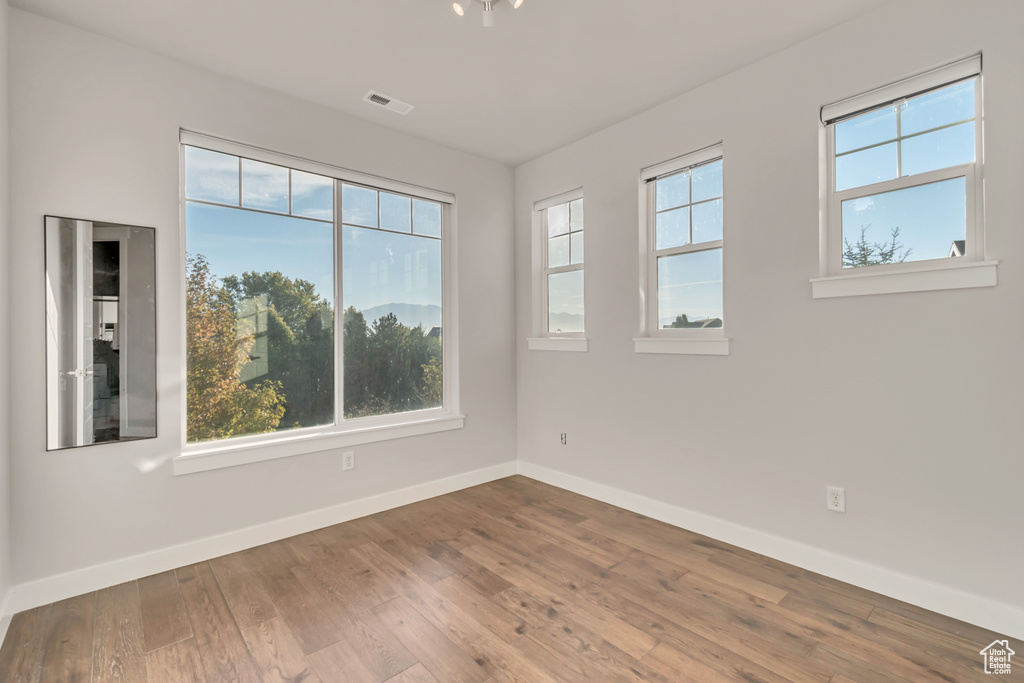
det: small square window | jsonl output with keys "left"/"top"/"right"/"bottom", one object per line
{"left": 813, "top": 55, "right": 996, "bottom": 298}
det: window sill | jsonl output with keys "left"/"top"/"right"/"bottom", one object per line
{"left": 634, "top": 336, "right": 730, "bottom": 356}
{"left": 527, "top": 337, "right": 588, "bottom": 352}
{"left": 811, "top": 260, "right": 998, "bottom": 299}
{"left": 173, "top": 414, "right": 466, "bottom": 475}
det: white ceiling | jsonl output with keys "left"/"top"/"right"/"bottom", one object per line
{"left": 11, "top": 0, "right": 891, "bottom": 165}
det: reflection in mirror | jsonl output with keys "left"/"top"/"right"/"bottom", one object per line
{"left": 45, "top": 217, "right": 156, "bottom": 450}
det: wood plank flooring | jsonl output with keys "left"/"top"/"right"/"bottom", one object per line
{"left": 0, "top": 476, "right": 1009, "bottom": 682}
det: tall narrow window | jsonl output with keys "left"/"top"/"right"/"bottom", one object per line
{"left": 529, "top": 189, "right": 587, "bottom": 352}
{"left": 340, "top": 184, "right": 444, "bottom": 419}
{"left": 636, "top": 144, "right": 728, "bottom": 355}
{"left": 813, "top": 55, "right": 994, "bottom": 298}
{"left": 179, "top": 133, "right": 460, "bottom": 471}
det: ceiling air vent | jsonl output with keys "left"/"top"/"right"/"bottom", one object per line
{"left": 362, "top": 90, "right": 415, "bottom": 116}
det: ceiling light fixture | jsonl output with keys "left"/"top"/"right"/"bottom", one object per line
{"left": 452, "top": 0, "right": 523, "bottom": 27}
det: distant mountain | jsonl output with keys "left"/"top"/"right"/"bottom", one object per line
{"left": 359, "top": 303, "right": 442, "bottom": 331}
{"left": 548, "top": 312, "right": 584, "bottom": 333}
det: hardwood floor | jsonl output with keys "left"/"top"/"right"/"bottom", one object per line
{"left": 0, "top": 476, "right": 1007, "bottom": 682}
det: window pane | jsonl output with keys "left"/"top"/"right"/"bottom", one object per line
{"left": 547, "top": 203, "right": 569, "bottom": 237}
{"left": 413, "top": 199, "right": 442, "bottom": 237}
{"left": 548, "top": 234, "right": 569, "bottom": 268}
{"left": 656, "top": 207, "right": 689, "bottom": 250}
{"left": 901, "top": 80, "right": 974, "bottom": 136}
{"left": 657, "top": 249, "right": 723, "bottom": 330}
{"left": 835, "top": 106, "right": 897, "bottom": 154}
{"left": 548, "top": 270, "right": 584, "bottom": 334}
{"left": 570, "top": 232, "right": 584, "bottom": 265}
{"left": 291, "top": 171, "right": 334, "bottom": 221}
{"left": 835, "top": 142, "right": 898, "bottom": 191}
{"left": 185, "top": 147, "right": 239, "bottom": 205}
{"left": 342, "top": 227, "right": 443, "bottom": 418}
{"left": 901, "top": 122, "right": 975, "bottom": 177}
{"left": 380, "top": 192, "right": 411, "bottom": 233}
{"left": 241, "top": 159, "right": 289, "bottom": 213}
{"left": 841, "top": 177, "right": 966, "bottom": 268}
{"left": 691, "top": 198, "right": 723, "bottom": 244}
{"left": 656, "top": 172, "right": 689, "bottom": 211}
{"left": 342, "top": 184, "right": 378, "bottom": 227}
{"left": 692, "top": 160, "right": 723, "bottom": 202}
{"left": 569, "top": 198, "right": 583, "bottom": 233}
{"left": 185, "top": 203, "right": 335, "bottom": 442}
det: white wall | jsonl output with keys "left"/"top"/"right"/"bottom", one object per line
{"left": 516, "top": 0, "right": 1024, "bottom": 621}
{"left": 0, "top": 0, "right": 12, "bottom": 611}
{"left": 7, "top": 9, "right": 516, "bottom": 585}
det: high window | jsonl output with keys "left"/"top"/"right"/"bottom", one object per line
{"left": 178, "top": 132, "right": 460, "bottom": 474}
{"left": 636, "top": 144, "right": 728, "bottom": 355}
{"left": 529, "top": 189, "right": 586, "bottom": 351}
{"left": 813, "top": 55, "right": 995, "bottom": 298}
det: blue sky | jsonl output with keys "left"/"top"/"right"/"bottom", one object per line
{"left": 187, "top": 203, "right": 443, "bottom": 313}
{"left": 835, "top": 79, "right": 974, "bottom": 266}
{"left": 186, "top": 203, "right": 335, "bottom": 302}
{"left": 658, "top": 249, "right": 723, "bottom": 326}
{"left": 185, "top": 146, "right": 444, "bottom": 314}
{"left": 842, "top": 178, "right": 966, "bottom": 262}
{"left": 548, "top": 270, "right": 584, "bottom": 332}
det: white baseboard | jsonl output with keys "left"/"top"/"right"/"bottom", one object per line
{"left": 518, "top": 461, "right": 1024, "bottom": 640}
{"left": 3, "top": 461, "right": 517, "bottom": 618}
{"left": 0, "top": 587, "right": 12, "bottom": 651}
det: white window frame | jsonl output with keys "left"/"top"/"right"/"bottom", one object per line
{"left": 174, "top": 130, "right": 463, "bottom": 475}
{"left": 528, "top": 188, "right": 587, "bottom": 352}
{"left": 635, "top": 143, "right": 729, "bottom": 356}
{"left": 812, "top": 55, "right": 997, "bottom": 298}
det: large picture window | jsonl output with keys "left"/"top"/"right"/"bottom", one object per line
{"left": 178, "top": 133, "right": 459, "bottom": 472}
{"left": 813, "top": 55, "right": 995, "bottom": 298}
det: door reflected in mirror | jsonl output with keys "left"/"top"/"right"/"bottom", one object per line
{"left": 45, "top": 216, "right": 156, "bottom": 450}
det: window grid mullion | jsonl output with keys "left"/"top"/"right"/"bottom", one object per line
{"left": 654, "top": 195, "right": 722, "bottom": 217}
{"left": 184, "top": 197, "right": 334, "bottom": 225}
{"left": 334, "top": 178, "right": 345, "bottom": 427}
{"left": 835, "top": 116, "right": 975, "bottom": 159}
{"left": 687, "top": 173, "right": 695, "bottom": 244}
{"left": 896, "top": 100, "right": 903, "bottom": 178}
{"left": 654, "top": 240, "right": 723, "bottom": 259}
{"left": 833, "top": 163, "right": 972, "bottom": 202}
{"left": 546, "top": 263, "right": 584, "bottom": 276}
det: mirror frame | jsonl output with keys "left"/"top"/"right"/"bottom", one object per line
{"left": 44, "top": 215, "right": 158, "bottom": 450}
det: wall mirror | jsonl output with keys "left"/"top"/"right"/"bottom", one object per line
{"left": 45, "top": 216, "right": 157, "bottom": 450}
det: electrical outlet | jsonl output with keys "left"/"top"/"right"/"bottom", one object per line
{"left": 826, "top": 486, "right": 846, "bottom": 513}
{"left": 342, "top": 451, "right": 355, "bottom": 471}
{"left": 560, "top": 433, "right": 567, "bottom": 446}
